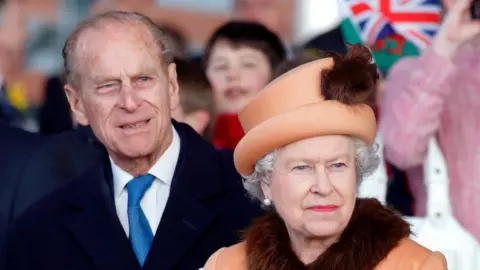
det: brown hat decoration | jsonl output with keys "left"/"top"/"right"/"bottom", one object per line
{"left": 234, "top": 43, "right": 379, "bottom": 176}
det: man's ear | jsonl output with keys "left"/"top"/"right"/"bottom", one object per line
{"left": 184, "top": 110, "right": 211, "bottom": 135}
{"left": 64, "top": 84, "right": 89, "bottom": 126}
{"left": 167, "top": 63, "right": 180, "bottom": 112}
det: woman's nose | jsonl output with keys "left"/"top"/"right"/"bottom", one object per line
{"left": 311, "top": 168, "right": 334, "bottom": 196}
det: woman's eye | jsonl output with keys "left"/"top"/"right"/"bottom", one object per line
{"left": 293, "top": 165, "right": 310, "bottom": 171}
{"left": 332, "top": 163, "right": 346, "bottom": 168}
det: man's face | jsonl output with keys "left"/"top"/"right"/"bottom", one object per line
{"left": 65, "top": 23, "right": 179, "bottom": 162}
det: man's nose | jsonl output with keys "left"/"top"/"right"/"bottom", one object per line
{"left": 118, "top": 85, "right": 141, "bottom": 112}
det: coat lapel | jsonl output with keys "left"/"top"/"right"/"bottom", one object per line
{"left": 65, "top": 156, "right": 140, "bottom": 270}
{"left": 144, "top": 123, "right": 223, "bottom": 269}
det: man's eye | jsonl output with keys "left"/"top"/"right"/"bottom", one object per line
{"left": 97, "top": 84, "right": 116, "bottom": 92}
{"left": 101, "top": 84, "right": 114, "bottom": 88}
{"left": 136, "top": 77, "right": 153, "bottom": 88}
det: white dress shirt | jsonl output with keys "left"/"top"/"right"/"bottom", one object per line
{"left": 110, "top": 126, "right": 181, "bottom": 237}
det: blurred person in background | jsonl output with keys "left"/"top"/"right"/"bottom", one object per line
{"left": 0, "top": 121, "right": 40, "bottom": 270}
{"left": 0, "top": 0, "right": 34, "bottom": 128}
{"left": 203, "top": 21, "right": 286, "bottom": 150}
{"left": 0, "top": 0, "right": 88, "bottom": 133}
{"left": 172, "top": 58, "right": 215, "bottom": 138}
{"left": 0, "top": 121, "right": 104, "bottom": 270}
{"left": 0, "top": 1, "right": 98, "bottom": 256}
{"left": 24, "top": 0, "right": 89, "bottom": 76}
{"left": 6, "top": 11, "right": 263, "bottom": 270}
{"left": 0, "top": 3, "right": 102, "bottom": 256}
{"left": 0, "top": 0, "right": 89, "bottom": 76}
{"left": 380, "top": 0, "right": 480, "bottom": 241}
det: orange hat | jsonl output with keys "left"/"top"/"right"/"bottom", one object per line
{"left": 234, "top": 44, "right": 378, "bottom": 176}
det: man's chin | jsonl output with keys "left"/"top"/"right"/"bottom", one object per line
{"left": 121, "top": 148, "right": 154, "bottom": 159}
{"left": 111, "top": 143, "right": 155, "bottom": 159}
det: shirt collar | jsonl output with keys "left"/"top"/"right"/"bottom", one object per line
{"left": 111, "top": 125, "right": 181, "bottom": 198}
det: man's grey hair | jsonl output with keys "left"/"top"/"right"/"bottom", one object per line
{"left": 62, "top": 11, "right": 175, "bottom": 87}
{"left": 243, "top": 137, "right": 380, "bottom": 201}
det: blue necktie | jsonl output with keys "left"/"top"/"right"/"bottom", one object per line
{"left": 127, "top": 174, "right": 155, "bottom": 266}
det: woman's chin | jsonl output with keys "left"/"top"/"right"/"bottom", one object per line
{"left": 304, "top": 221, "right": 344, "bottom": 238}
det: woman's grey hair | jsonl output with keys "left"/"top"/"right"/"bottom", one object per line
{"left": 243, "top": 137, "right": 380, "bottom": 202}
{"left": 62, "top": 11, "right": 174, "bottom": 87}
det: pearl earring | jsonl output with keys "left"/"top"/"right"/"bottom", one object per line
{"left": 263, "top": 198, "right": 272, "bottom": 206}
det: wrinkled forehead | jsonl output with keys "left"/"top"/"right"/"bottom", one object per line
{"left": 74, "top": 24, "right": 163, "bottom": 79}
{"left": 76, "top": 23, "right": 160, "bottom": 59}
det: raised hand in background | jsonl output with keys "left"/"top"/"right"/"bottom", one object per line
{"left": 433, "top": 0, "right": 480, "bottom": 59}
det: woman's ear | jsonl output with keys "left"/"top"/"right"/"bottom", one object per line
{"left": 260, "top": 179, "right": 272, "bottom": 201}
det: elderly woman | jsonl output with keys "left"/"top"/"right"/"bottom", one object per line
{"left": 204, "top": 44, "right": 447, "bottom": 270}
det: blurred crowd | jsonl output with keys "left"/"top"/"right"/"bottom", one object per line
{"left": 1, "top": 0, "right": 480, "bottom": 269}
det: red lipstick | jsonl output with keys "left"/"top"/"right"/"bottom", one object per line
{"left": 307, "top": 205, "right": 338, "bottom": 212}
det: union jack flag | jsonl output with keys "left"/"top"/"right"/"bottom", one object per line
{"left": 345, "top": 0, "right": 442, "bottom": 49}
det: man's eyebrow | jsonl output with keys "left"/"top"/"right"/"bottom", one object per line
{"left": 91, "top": 75, "right": 120, "bottom": 84}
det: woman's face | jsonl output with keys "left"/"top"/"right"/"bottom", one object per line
{"left": 262, "top": 135, "right": 357, "bottom": 239}
{"left": 206, "top": 40, "right": 272, "bottom": 114}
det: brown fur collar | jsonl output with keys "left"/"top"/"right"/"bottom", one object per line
{"left": 244, "top": 198, "right": 410, "bottom": 270}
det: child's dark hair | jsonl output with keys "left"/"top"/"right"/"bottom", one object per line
{"left": 202, "top": 21, "right": 287, "bottom": 70}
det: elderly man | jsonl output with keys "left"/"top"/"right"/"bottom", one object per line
{"left": 6, "top": 11, "right": 262, "bottom": 270}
